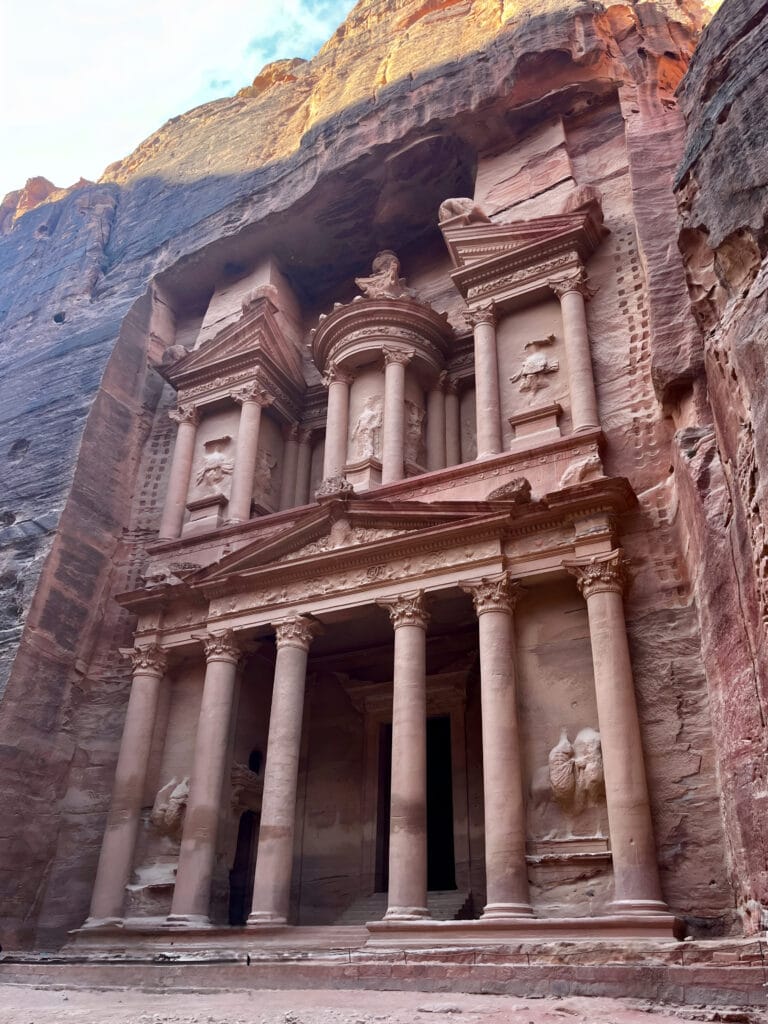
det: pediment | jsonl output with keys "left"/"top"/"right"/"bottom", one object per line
{"left": 162, "top": 297, "right": 305, "bottom": 392}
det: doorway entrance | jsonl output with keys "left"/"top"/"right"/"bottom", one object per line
{"left": 228, "top": 810, "right": 259, "bottom": 925}
{"left": 374, "top": 715, "right": 456, "bottom": 892}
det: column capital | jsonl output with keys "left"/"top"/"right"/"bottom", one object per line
{"left": 548, "top": 265, "right": 596, "bottom": 301}
{"left": 564, "top": 549, "right": 630, "bottom": 598}
{"left": 297, "top": 426, "right": 313, "bottom": 445}
{"left": 444, "top": 374, "right": 460, "bottom": 395}
{"left": 322, "top": 363, "right": 354, "bottom": 388}
{"left": 231, "top": 381, "right": 273, "bottom": 407}
{"left": 461, "top": 573, "right": 522, "bottom": 615}
{"left": 378, "top": 591, "right": 430, "bottom": 629}
{"left": 382, "top": 346, "right": 414, "bottom": 368}
{"left": 282, "top": 422, "right": 301, "bottom": 443}
{"left": 120, "top": 643, "right": 167, "bottom": 676}
{"left": 467, "top": 303, "right": 497, "bottom": 328}
{"left": 274, "top": 614, "right": 323, "bottom": 651}
{"left": 195, "top": 628, "right": 242, "bottom": 663}
{"left": 168, "top": 404, "right": 199, "bottom": 427}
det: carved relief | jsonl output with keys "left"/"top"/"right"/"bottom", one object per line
{"left": 355, "top": 251, "right": 415, "bottom": 300}
{"left": 559, "top": 453, "right": 603, "bottom": 488}
{"left": 404, "top": 400, "right": 426, "bottom": 466}
{"left": 194, "top": 436, "right": 234, "bottom": 495}
{"left": 530, "top": 727, "right": 605, "bottom": 838}
{"left": 487, "top": 477, "right": 532, "bottom": 503}
{"left": 510, "top": 335, "right": 559, "bottom": 394}
{"left": 466, "top": 253, "right": 572, "bottom": 299}
{"left": 150, "top": 777, "right": 189, "bottom": 838}
{"left": 315, "top": 476, "right": 355, "bottom": 500}
{"left": 253, "top": 449, "right": 277, "bottom": 499}
{"left": 281, "top": 527, "right": 401, "bottom": 562}
{"left": 351, "top": 396, "right": 383, "bottom": 459}
{"left": 438, "top": 197, "right": 490, "bottom": 225}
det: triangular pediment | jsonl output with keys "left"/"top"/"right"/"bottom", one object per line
{"left": 162, "top": 297, "right": 305, "bottom": 392}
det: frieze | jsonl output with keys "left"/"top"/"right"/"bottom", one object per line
{"left": 280, "top": 527, "right": 402, "bottom": 563}
{"left": 466, "top": 253, "right": 573, "bottom": 300}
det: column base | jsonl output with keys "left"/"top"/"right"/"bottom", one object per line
{"left": 481, "top": 902, "right": 535, "bottom": 920}
{"left": 247, "top": 911, "right": 288, "bottom": 926}
{"left": 384, "top": 905, "right": 431, "bottom": 921}
{"left": 610, "top": 898, "right": 670, "bottom": 916}
{"left": 164, "top": 914, "right": 212, "bottom": 928}
{"left": 81, "top": 916, "right": 124, "bottom": 930}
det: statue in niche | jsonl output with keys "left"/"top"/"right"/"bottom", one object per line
{"left": 438, "top": 197, "right": 490, "bottom": 225}
{"left": 510, "top": 335, "right": 559, "bottom": 394}
{"left": 530, "top": 726, "right": 605, "bottom": 838}
{"left": 404, "top": 400, "right": 426, "bottom": 466}
{"left": 355, "top": 250, "right": 415, "bottom": 300}
{"left": 351, "top": 396, "right": 383, "bottom": 459}
{"left": 150, "top": 777, "right": 189, "bottom": 839}
{"left": 253, "top": 449, "right": 277, "bottom": 499}
{"left": 195, "top": 436, "right": 233, "bottom": 495}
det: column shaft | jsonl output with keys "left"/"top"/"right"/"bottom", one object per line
{"left": 551, "top": 272, "right": 599, "bottom": 432}
{"left": 228, "top": 394, "right": 266, "bottom": 524}
{"left": 294, "top": 430, "right": 312, "bottom": 506}
{"left": 379, "top": 593, "right": 430, "bottom": 919}
{"left": 470, "top": 308, "right": 502, "bottom": 458}
{"left": 382, "top": 349, "right": 412, "bottom": 485}
{"left": 278, "top": 426, "right": 300, "bottom": 511}
{"left": 169, "top": 632, "right": 240, "bottom": 924}
{"left": 86, "top": 646, "right": 166, "bottom": 924}
{"left": 567, "top": 551, "right": 667, "bottom": 914}
{"left": 426, "top": 382, "right": 446, "bottom": 471}
{"left": 444, "top": 379, "right": 461, "bottom": 466}
{"left": 322, "top": 367, "right": 351, "bottom": 481}
{"left": 249, "top": 616, "right": 319, "bottom": 925}
{"left": 159, "top": 407, "right": 198, "bottom": 540}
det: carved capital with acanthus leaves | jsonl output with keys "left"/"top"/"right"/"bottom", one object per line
{"left": 274, "top": 614, "right": 323, "bottom": 651}
{"left": 322, "top": 363, "right": 354, "bottom": 388}
{"left": 168, "top": 404, "right": 199, "bottom": 427}
{"left": 231, "top": 381, "right": 273, "bottom": 408}
{"left": 548, "top": 266, "right": 595, "bottom": 301}
{"left": 383, "top": 346, "right": 415, "bottom": 368}
{"left": 461, "top": 573, "right": 522, "bottom": 616}
{"left": 195, "top": 628, "right": 242, "bottom": 663}
{"left": 378, "top": 591, "right": 430, "bottom": 629}
{"left": 467, "top": 303, "right": 497, "bottom": 328}
{"left": 121, "top": 643, "right": 167, "bottom": 677}
{"left": 564, "top": 549, "right": 629, "bottom": 598}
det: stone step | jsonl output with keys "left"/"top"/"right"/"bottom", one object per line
{"left": 334, "top": 890, "right": 471, "bottom": 924}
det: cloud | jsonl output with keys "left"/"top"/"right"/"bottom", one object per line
{"left": 0, "top": 0, "right": 356, "bottom": 199}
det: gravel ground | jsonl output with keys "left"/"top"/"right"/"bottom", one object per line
{"left": 0, "top": 987, "right": 765, "bottom": 1024}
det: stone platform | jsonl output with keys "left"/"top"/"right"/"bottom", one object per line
{"left": 3, "top": 933, "right": 767, "bottom": 1008}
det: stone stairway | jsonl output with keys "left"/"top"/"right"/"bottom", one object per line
{"left": 334, "top": 890, "right": 472, "bottom": 925}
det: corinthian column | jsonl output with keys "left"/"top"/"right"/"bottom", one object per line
{"left": 565, "top": 550, "right": 667, "bottom": 914}
{"left": 228, "top": 382, "right": 273, "bottom": 525}
{"left": 378, "top": 591, "right": 430, "bottom": 920}
{"left": 159, "top": 405, "right": 199, "bottom": 540}
{"left": 382, "top": 347, "right": 413, "bottom": 485}
{"left": 168, "top": 630, "right": 242, "bottom": 925}
{"left": 444, "top": 376, "right": 461, "bottom": 467}
{"left": 249, "top": 615, "right": 321, "bottom": 925}
{"left": 84, "top": 644, "right": 167, "bottom": 926}
{"left": 322, "top": 364, "right": 353, "bottom": 483}
{"left": 549, "top": 268, "right": 599, "bottom": 432}
{"left": 426, "top": 373, "right": 446, "bottom": 472}
{"left": 468, "top": 305, "right": 502, "bottom": 459}
{"left": 461, "top": 575, "right": 532, "bottom": 918}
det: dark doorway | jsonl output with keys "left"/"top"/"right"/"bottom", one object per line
{"left": 374, "top": 715, "right": 456, "bottom": 892}
{"left": 228, "top": 810, "right": 259, "bottom": 925}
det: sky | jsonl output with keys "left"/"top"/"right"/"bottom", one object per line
{"left": 0, "top": 0, "right": 357, "bottom": 200}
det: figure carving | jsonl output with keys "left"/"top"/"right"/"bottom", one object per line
{"left": 351, "top": 396, "right": 383, "bottom": 459}
{"left": 150, "top": 777, "right": 190, "bottom": 839}
{"left": 510, "top": 335, "right": 559, "bottom": 393}
{"left": 355, "top": 251, "right": 415, "bottom": 300}
{"left": 438, "top": 197, "right": 490, "bottom": 225}
{"left": 549, "top": 727, "right": 604, "bottom": 814}
{"left": 558, "top": 453, "right": 603, "bottom": 488}
{"left": 195, "top": 436, "right": 233, "bottom": 494}
{"left": 487, "top": 477, "right": 532, "bottom": 504}
{"left": 404, "top": 400, "right": 426, "bottom": 466}
{"left": 253, "top": 449, "right": 277, "bottom": 497}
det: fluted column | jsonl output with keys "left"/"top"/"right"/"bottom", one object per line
{"left": 294, "top": 429, "right": 313, "bottom": 506}
{"left": 159, "top": 405, "right": 199, "bottom": 540}
{"left": 444, "top": 376, "right": 461, "bottom": 467}
{"left": 168, "top": 630, "right": 242, "bottom": 925}
{"left": 469, "top": 305, "right": 502, "bottom": 458}
{"left": 461, "top": 575, "right": 532, "bottom": 918}
{"left": 249, "top": 615, "right": 321, "bottom": 925}
{"left": 84, "top": 645, "right": 167, "bottom": 926}
{"left": 378, "top": 592, "right": 430, "bottom": 920}
{"left": 382, "top": 347, "right": 413, "bottom": 485}
{"left": 549, "top": 268, "right": 599, "bottom": 432}
{"left": 565, "top": 551, "right": 667, "bottom": 914}
{"left": 426, "top": 373, "right": 446, "bottom": 472}
{"left": 228, "top": 382, "right": 274, "bottom": 525}
{"left": 322, "top": 364, "right": 353, "bottom": 482}
{"left": 279, "top": 424, "right": 300, "bottom": 511}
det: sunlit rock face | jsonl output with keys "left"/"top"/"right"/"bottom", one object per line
{"left": 0, "top": 0, "right": 754, "bottom": 957}
{"left": 674, "top": 0, "right": 768, "bottom": 937}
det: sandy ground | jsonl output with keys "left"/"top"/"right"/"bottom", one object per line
{"left": 0, "top": 987, "right": 764, "bottom": 1024}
